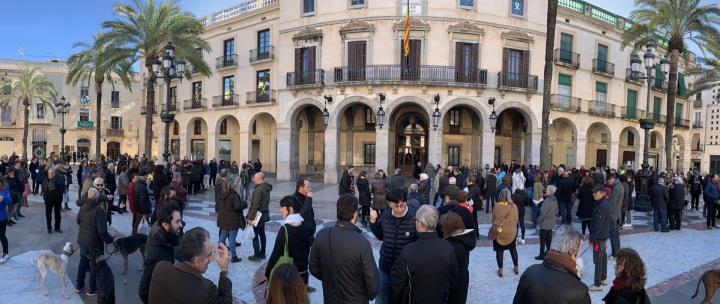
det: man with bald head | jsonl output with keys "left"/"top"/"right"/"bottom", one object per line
{"left": 247, "top": 172, "right": 273, "bottom": 261}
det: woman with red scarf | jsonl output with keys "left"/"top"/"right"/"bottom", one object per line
{"left": 602, "top": 248, "right": 651, "bottom": 304}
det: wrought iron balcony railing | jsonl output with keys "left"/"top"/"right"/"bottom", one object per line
{"left": 693, "top": 121, "right": 703, "bottom": 128}
{"left": 287, "top": 69, "right": 325, "bottom": 87}
{"left": 106, "top": 129, "right": 124, "bottom": 137}
{"left": 551, "top": 94, "right": 581, "bottom": 112}
{"left": 212, "top": 94, "right": 240, "bottom": 108}
{"left": 620, "top": 107, "right": 646, "bottom": 121}
{"left": 674, "top": 118, "right": 690, "bottom": 128}
{"left": 183, "top": 98, "right": 207, "bottom": 110}
{"left": 333, "top": 65, "right": 488, "bottom": 87}
{"left": 592, "top": 59, "right": 615, "bottom": 76}
{"left": 497, "top": 72, "right": 538, "bottom": 91}
{"left": 246, "top": 90, "right": 277, "bottom": 105}
{"left": 553, "top": 49, "right": 580, "bottom": 68}
{"left": 588, "top": 101, "right": 615, "bottom": 117}
{"left": 216, "top": 54, "right": 238, "bottom": 69}
{"left": 250, "top": 46, "right": 275, "bottom": 63}
{"left": 625, "top": 69, "right": 646, "bottom": 85}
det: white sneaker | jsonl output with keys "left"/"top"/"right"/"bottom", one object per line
{"left": 622, "top": 223, "right": 632, "bottom": 228}
{"left": 0, "top": 254, "right": 10, "bottom": 263}
{"left": 520, "top": 238, "right": 526, "bottom": 244}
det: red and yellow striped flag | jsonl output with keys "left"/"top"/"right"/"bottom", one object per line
{"left": 403, "top": 2, "right": 411, "bottom": 58}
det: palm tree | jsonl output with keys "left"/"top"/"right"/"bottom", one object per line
{"left": 540, "top": 0, "right": 558, "bottom": 171}
{"left": 622, "top": 0, "right": 720, "bottom": 171}
{"left": 101, "top": 0, "right": 210, "bottom": 157}
{"left": 0, "top": 66, "right": 58, "bottom": 160}
{"left": 688, "top": 36, "right": 720, "bottom": 95}
{"left": 66, "top": 34, "right": 135, "bottom": 160}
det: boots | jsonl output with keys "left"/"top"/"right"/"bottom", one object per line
{"left": 514, "top": 265, "right": 520, "bottom": 275}
{"left": 497, "top": 268, "right": 503, "bottom": 277}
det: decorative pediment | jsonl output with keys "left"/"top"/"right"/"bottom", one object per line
{"left": 448, "top": 22, "right": 485, "bottom": 36}
{"left": 339, "top": 20, "right": 375, "bottom": 35}
{"left": 293, "top": 27, "right": 323, "bottom": 41}
{"left": 393, "top": 18, "right": 430, "bottom": 32}
{"left": 501, "top": 30, "right": 534, "bottom": 43}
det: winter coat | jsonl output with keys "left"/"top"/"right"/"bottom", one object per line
{"left": 533, "top": 182, "right": 545, "bottom": 202}
{"left": 484, "top": 174, "right": 498, "bottom": 198}
{"left": 117, "top": 172, "right": 130, "bottom": 196}
{"left": 105, "top": 171, "right": 117, "bottom": 193}
{"left": 169, "top": 181, "right": 188, "bottom": 204}
{"left": 512, "top": 172, "right": 526, "bottom": 193}
{"left": 466, "top": 183, "right": 482, "bottom": 209}
{"left": 265, "top": 222, "right": 314, "bottom": 279}
{"left": 42, "top": 176, "right": 65, "bottom": 203}
{"left": 704, "top": 180, "right": 720, "bottom": 203}
{"left": 446, "top": 231, "right": 476, "bottom": 304}
{"left": 389, "top": 174, "right": 407, "bottom": 194}
{"left": 371, "top": 179, "right": 388, "bottom": 210}
{"left": 690, "top": 175, "right": 702, "bottom": 195}
{"left": 669, "top": 184, "right": 686, "bottom": 210}
{"left": 247, "top": 182, "right": 272, "bottom": 223}
{"left": 492, "top": 201, "right": 519, "bottom": 246}
{"left": 369, "top": 207, "right": 417, "bottom": 274}
{"left": 357, "top": 177, "right": 371, "bottom": 207}
{"left": 538, "top": 196, "right": 559, "bottom": 230}
{"left": 556, "top": 177, "right": 577, "bottom": 204}
{"left": 576, "top": 185, "right": 596, "bottom": 220}
{"left": 189, "top": 165, "right": 203, "bottom": 183}
{"left": 390, "top": 233, "right": 459, "bottom": 304}
{"left": 0, "top": 189, "right": 12, "bottom": 222}
{"left": 513, "top": 259, "right": 591, "bottom": 304}
{"left": 602, "top": 286, "right": 651, "bottom": 304}
{"left": 650, "top": 184, "right": 670, "bottom": 210}
{"left": 76, "top": 199, "right": 114, "bottom": 252}
{"left": 418, "top": 178, "right": 431, "bottom": 205}
{"left": 610, "top": 181, "right": 625, "bottom": 221}
{"left": 148, "top": 261, "right": 232, "bottom": 304}
{"left": 339, "top": 171, "right": 355, "bottom": 195}
{"left": 512, "top": 189, "right": 529, "bottom": 217}
{"left": 438, "top": 175, "right": 450, "bottom": 197}
{"left": 590, "top": 198, "right": 611, "bottom": 242}
{"left": 293, "top": 191, "right": 316, "bottom": 235}
{"left": 310, "top": 221, "right": 381, "bottom": 304}
{"left": 152, "top": 172, "right": 170, "bottom": 203}
{"left": 215, "top": 187, "right": 246, "bottom": 230}
{"left": 133, "top": 179, "right": 152, "bottom": 215}
{"left": 139, "top": 222, "right": 180, "bottom": 304}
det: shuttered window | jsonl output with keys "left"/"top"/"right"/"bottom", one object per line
{"left": 560, "top": 33, "right": 573, "bottom": 62}
{"left": 294, "top": 47, "right": 316, "bottom": 84}
{"left": 455, "top": 42, "right": 479, "bottom": 82}
{"left": 401, "top": 39, "right": 422, "bottom": 80}
{"left": 627, "top": 89, "right": 638, "bottom": 119}
{"left": 678, "top": 72, "right": 688, "bottom": 97}
{"left": 348, "top": 41, "right": 367, "bottom": 81}
{"left": 653, "top": 97, "right": 662, "bottom": 121}
{"left": 558, "top": 74, "right": 572, "bottom": 108}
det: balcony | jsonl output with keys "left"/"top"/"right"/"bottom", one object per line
{"left": 111, "top": 100, "right": 120, "bottom": 108}
{"left": 216, "top": 55, "right": 238, "bottom": 70}
{"left": 246, "top": 90, "right": 277, "bottom": 105}
{"left": 550, "top": 94, "right": 581, "bottom": 112}
{"left": 497, "top": 72, "right": 538, "bottom": 91}
{"left": 249, "top": 46, "right": 274, "bottom": 63}
{"left": 553, "top": 49, "right": 580, "bottom": 69}
{"left": 333, "top": 65, "right": 488, "bottom": 87}
{"left": 625, "top": 69, "right": 646, "bottom": 85}
{"left": 592, "top": 59, "right": 615, "bottom": 77}
{"left": 674, "top": 118, "right": 690, "bottom": 129}
{"left": 620, "top": 107, "right": 646, "bottom": 121}
{"left": 190, "top": 65, "right": 201, "bottom": 74}
{"left": 693, "top": 121, "right": 704, "bottom": 128}
{"left": 159, "top": 102, "right": 178, "bottom": 113}
{"left": 588, "top": 101, "right": 615, "bottom": 118}
{"left": 652, "top": 81, "right": 669, "bottom": 92}
{"left": 140, "top": 105, "right": 158, "bottom": 115}
{"left": 183, "top": 98, "right": 207, "bottom": 111}
{"left": 106, "top": 129, "right": 124, "bottom": 137}
{"left": 651, "top": 114, "right": 667, "bottom": 125}
{"left": 287, "top": 69, "right": 325, "bottom": 88}
{"left": 212, "top": 94, "right": 240, "bottom": 108}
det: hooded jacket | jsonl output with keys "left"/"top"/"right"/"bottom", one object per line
{"left": 139, "top": 222, "right": 180, "bottom": 303}
{"left": 265, "top": 221, "right": 315, "bottom": 279}
{"left": 446, "top": 231, "right": 476, "bottom": 304}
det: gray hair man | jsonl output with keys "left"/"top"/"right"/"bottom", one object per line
{"left": 389, "top": 204, "right": 459, "bottom": 303}
{"left": 649, "top": 176, "right": 670, "bottom": 232}
{"left": 535, "top": 185, "right": 558, "bottom": 260}
{"left": 514, "top": 225, "right": 590, "bottom": 303}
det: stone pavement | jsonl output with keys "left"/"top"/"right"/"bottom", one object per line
{"left": 0, "top": 249, "right": 84, "bottom": 304}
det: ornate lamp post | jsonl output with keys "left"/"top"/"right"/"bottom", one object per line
{"left": 629, "top": 40, "right": 670, "bottom": 211}
{"left": 488, "top": 97, "right": 498, "bottom": 132}
{"left": 432, "top": 94, "right": 441, "bottom": 130}
{"left": 55, "top": 96, "right": 70, "bottom": 160}
{"left": 322, "top": 95, "right": 332, "bottom": 129}
{"left": 152, "top": 42, "right": 186, "bottom": 163}
{"left": 377, "top": 93, "right": 386, "bottom": 129}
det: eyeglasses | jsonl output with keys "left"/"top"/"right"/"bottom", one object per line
{"left": 95, "top": 184, "right": 104, "bottom": 187}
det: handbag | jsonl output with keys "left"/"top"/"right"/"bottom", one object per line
{"left": 489, "top": 206, "right": 511, "bottom": 241}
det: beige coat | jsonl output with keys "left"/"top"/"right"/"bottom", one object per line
{"left": 492, "top": 201, "right": 519, "bottom": 246}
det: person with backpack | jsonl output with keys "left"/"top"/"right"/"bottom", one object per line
{"left": 265, "top": 195, "right": 314, "bottom": 291}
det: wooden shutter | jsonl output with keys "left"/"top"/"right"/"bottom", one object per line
{"left": 294, "top": 48, "right": 302, "bottom": 75}
{"left": 455, "top": 42, "right": 464, "bottom": 72}
{"left": 308, "top": 46, "right": 316, "bottom": 70}
{"left": 502, "top": 48, "right": 509, "bottom": 73}
{"left": 521, "top": 50, "right": 530, "bottom": 76}
{"left": 410, "top": 40, "right": 421, "bottom": 66}
{"left": 471, "top": 43, "right": 479, "bottom": 69}
{"left": 348, "top": 41, "right": 366, "bottom": 81}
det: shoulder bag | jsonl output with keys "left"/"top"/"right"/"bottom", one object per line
{"left": 488, "top": 204, "right": 511, "bottom": 241}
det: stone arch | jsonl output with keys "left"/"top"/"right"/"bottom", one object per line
{"left": 248, "top": 113, "right": 277, "bottom": 173}
{"left": 388, "top": 99, "right": 433, "bottom": 174}
{"left": 494, "top": 100, "right": 538, "bottom": 131}
{"left": 672, "top": 134, "right": 686, "bottom": 172}
{"left": 286, "top": 101, "right": 326, "bottom": 180}
{"left": 585, "top": 122, "right": 612, "bottom": 168}
{"left": 385, "top": 96, "right": 433, "bottom": 122}
{"left": 494, "top": 105, "right": 535, "bottom": 166}
{"left": 618, "top": 127, "right": 641, "bottom": 170}
{"left": 330, "top": 95, "right": 375, "bottom": 123}
{"left": 649, "top": 130, "right": 664, "bottom": 171}
{"left": 442, "top": 101, "right": 483, "bottom": 168}
{"left": 440, "top": 97, "right": 486, "bottom": 124}
{"left": 335, "top": 98, "right": 377, "bottom": 173}
{"left": 215, "top": 115, "right": 241, "bottom": 163}
{"left": 284, "top": 97, "right": 325, "bottom": 127}
{"left": 550, "top": 118, "right": 577, "bottom": 167}
{"left": 186, "top": 117, "right": 208, "bottom": 160}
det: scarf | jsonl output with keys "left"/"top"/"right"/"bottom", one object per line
{"left": 612, "top": 277, "right": 628, "bottom": 290}
{"left": 545, "top": 250, "right": 580, "bottom": 279}
{"left": 284, "top": 213, "right": 304, "bottom": 225}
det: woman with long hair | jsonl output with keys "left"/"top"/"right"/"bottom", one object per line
{"left": 602, "top": 248, "right": 650, "bottom": 303}
{"left": 216, "top": 173, "right": 245, "bottom": 263}
{"left": 441, "top": 211, "right": 473, "bottom": 304}
{"left": 493, "top": 188, "right": 519, "bottom": 277}
{"left": 371, "top": 171, "right": 388, "bottom": 216}
{"left": 266, "top": 264, "right": 309, "bottom": 304}
{"left": 576, "top": 176, "right": 596, "bottom": 235}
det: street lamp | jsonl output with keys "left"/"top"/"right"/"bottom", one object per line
{"left": 322, "top": 95, "right": 332, "bottom": 129}
{"left": 54, "top": 96, "right": 70, "bottom": 160}
{"left": 377, "top": 93, "right": 386, "bottom": 129}
{"left": 488, "top": 97, "right": 498, "bottom": 132}
{"left": 432, "top": 94, "right": 441, "bottom": 130}
{"left": 629, "top": 39, "right": 670, "bottom": 211}
{"left": 154, "top": 42, "right": 186, "bottom": 163}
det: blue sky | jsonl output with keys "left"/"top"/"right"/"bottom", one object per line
{"left": 0, "top": 0, "right": 717, "bottom": 61}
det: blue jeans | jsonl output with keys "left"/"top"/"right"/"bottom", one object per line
{"left": 532, "top": 204, "right": 541, "bottom": 227}
{"left": 653, "top": 208, "right": 668, "bottom": 231}
{"left": 76, "top": 248, "right": 98, "bottom": 292}
{"left": 376, "top": 270, "right": 391, "bottom": 304}
{"left": 252, "top": 220, "right": 266, "bottom": 257}
{"left": 219, "top": 229, "right": 239, "bottom": 257}
{"left": 241, "top": 184, "right": 251, "bottom": 201}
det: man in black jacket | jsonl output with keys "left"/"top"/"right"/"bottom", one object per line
{"left": 689, "top": 170, "right": 702, "bottom": 211}
{"left": 132, "top": 168, "right": 152, "bottom": 235}
{"left": 556, "top": 171, "right": 577, "bottom": 225}
{"left": 513, "top": 225, "right": 590, "bottom": 304}
{"left": 649, "top": 177, "right": 670, "bottom": 232}
{"left": 466, "top": 177, "right": 482, "bottom": 238}
{"left": 589, "top": 185, "right": 611, "bottom": 292}
{"left": 369, "top": 190, "right": 417, "bottom": 304}
{"left": 391, "top": 205, "right": 458, "bottom": 304}
{"left": 139, "top": 202, "right": 183, "bottom": 304}
{"left": 293, "top": 179, "right": 316, "bottom": 235}
{"left": 310, "top": 194, "right": 380, "bottom": 303}
{"left": 75, "top": 188, "right": 119, "bottom": 296}
{"left": 338, "top": 166, "right": 355, "bottom": 196}
{"left": 42, "top": 169, "right": 65, "bottom": 234}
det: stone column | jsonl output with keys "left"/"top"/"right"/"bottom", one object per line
{"left": 481, "top": 129, "right": 495, "bottom": 167}
{"left": 609, "top": 139, "right": 619, "bottom": 169}
{"left": 238, "top": 131, "right": 250, "bottom": 164}
{"left": 636, "top": 131, "right": 645, "bottom": 171}
{"left": 530, "top": 131, "right": 541, "bottom": 166}
{"left": 375, "top": 127, "right": 389, "bottom": 173}
{"left": 206, "top": 131, "right": 216, "bottom": 161}
{"left": 575, "top": 134, "right": 587, "bottom": 167}
{"left": 428, "top": 128, "right": 443, "bottom": 167}
{"left": 276, "top": 126, "right": 293, "bottom": 181}
{"left": 324, "top": 125, "right": 339, "bottom": 184}
{"left": 179, "top": 130, "right": 188, "bottom": 160}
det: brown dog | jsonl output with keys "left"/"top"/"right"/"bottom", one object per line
{"left": 692, "top": 269, "right": 720, "bottom": 304}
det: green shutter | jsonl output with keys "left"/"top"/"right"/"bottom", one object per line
{"left": 558, "top": 74, "right": 572, "bottom": 86}
{"left": 560, "top": 34, "right": 573, "bottom": 62}
{"left": 653, "top": 97, "right": 662, "bottom": 121}
{"left": 627, "top": 90, "right": 637, "bottom": 119}
{"left": 596, "top": 82, "right": 607, "bottom": 93}
{"left": 675, "top": 103, "right": 683, "bottom": 119}
{"left": 655, "top": 65, "right": 662, "bottom": 88}
{"left": 598, "top": 45, "right": 607, "bottom": 62}
{"left": 678, "top": 72, "right": 688, "bottom": 97}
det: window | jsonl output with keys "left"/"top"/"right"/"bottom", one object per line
{"left": 595, "top": 82, "right": 607, "bottom": 114}
{"left": 558, "top": 74, "right": 572, "bottom": 108}
{"left": 192, "top": 81, "right": 202, "bottom": 104}
{"left": 363, "top": 143, "right": 375, "bottom": 164}
{"left": 651, "top": 133, "right": 657, "bottom": 148}
{"left": 448, "top": 146, "right": 461, "bottom": 166}
{"left": 303, "top": 0, "right": 315, "bottom": 15}
{"left": 222, "top": 76, "right": 235, "bottom": 102}
{"left": 510, "top": 0, "right": 525, "bottom": 17}
{"left": 449, "top": 109, "right": 461, "bottom": 133}
{"left": 252, "top": 121, "right": 257, "bottom": 135}
{"left": 597, "top": 44, "right": 609, "bottom": 73}
{"left": 111, "top": 91, "right": 120, "bottom": 108}
{"left": 223, "top": 39, "right": 235, "bottom": 63}
{"left": 294, "top": 47, "right": 316, "bottom": 84}
{"left": 193, "top": 120, "right": 202, "bottom": 135}
{"left": 111, "top": 116, "right": 122, "bottom": 129}
{"left": 0, "top": 105, "right": 11, "bottom": 125}
{"left": 169, "top": 87, "right": 177, "bottom": 108}
{"left": 347, "top": 41, "right": 367, "bottom": 81}
{"left": 173, "top": 121, "right": 179, "bottom": 135}
{"left": 80, "top": 86, "right": 89, "bottom": 97}
{"left": 401, "top": 0, "right": 424, "bottom": 16}
{"left": 653, "top": 97, "right": 662, "bottom": 121}
{"left": 365, "top": 107, "right": 376, "bottom": 130}
{"left": 351, "top": 0, "right": 366, "bottom": 7}
{"left": 627, "top": 89, "right": 638, "bottom": 119}
{"left": 257, "top": 29, "right": 270, "bottom": 58}
{"left": 79, "top": 108, "right": 89, "bottom": 122}
{"left": 455, "top": 42, "right": 479, "bottom": 82}
{"left": 256, "top": 70, "right": 271, "bottom": 102}
{"left": 220, "top": 118, "right": 228, "bottom": 135}
{"left": 559, "top": 33, "right": 573, "bottom": 63}
{"left": 627, "top": 132, "right": 635, "bottom": 146}
{"left": 459, "top": 0, "right": 475, "bottom": 9}
{"left": 503, "top": 48, "right": 528, "bottom": 77}
{"left": 400, "top": 39, "right": 422, "bottom": 80}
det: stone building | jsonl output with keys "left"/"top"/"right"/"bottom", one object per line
{"left": 0, "top": 59, "right": 143, "bottom": 159}
{"left": 141, "top": 0, "right": 700, "bottom": 183}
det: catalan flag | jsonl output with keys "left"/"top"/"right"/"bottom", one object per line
{"left": 403, "top": 0, "right": 411, "bottom": 58}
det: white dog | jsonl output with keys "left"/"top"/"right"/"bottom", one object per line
{"left": 33, "top": 242, "right": 77, "bottom": 299}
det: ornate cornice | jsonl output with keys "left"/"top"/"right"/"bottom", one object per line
{"left": 293, "top": 27, "right": 323, "bottom": 41}
{"left": 339, "top": 20, "right": 376, "bottom": 35}
{"left": 501, "top": 30, "right": 534, "bottom": 43}
{"left": 447, "top": 21, "right": 485, "bottom": 36}
{"left": 393, "top": 18, "right": 430, "bottom": 32}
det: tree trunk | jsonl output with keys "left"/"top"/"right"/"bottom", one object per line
{"left": 144, "top": 61, "right": 156, "bottom": 158}
{"left": 21, "top": 99, "right": 29, "bottom": 160}
{"left": 664, "top": 49, "right": 679, "bottom": 172}
{"left": 539, "top": 0, "right": 558, "bottom": 171}
{"left": 95, "top": 81, "right": 103, "bottom": 161}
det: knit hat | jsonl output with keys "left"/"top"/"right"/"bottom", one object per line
{"left": 445, "top": 185, "right": 461, "bottom": 202}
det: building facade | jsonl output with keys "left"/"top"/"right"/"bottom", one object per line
{"left": 141, "top": 0, "right": 700, "bottom": 183}
{"left": 0, "top": 59, "right": 143, "bottom": 159}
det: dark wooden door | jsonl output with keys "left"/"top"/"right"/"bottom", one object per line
{"left": 596, "top": 149, "right": 607, "bottom": 167}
